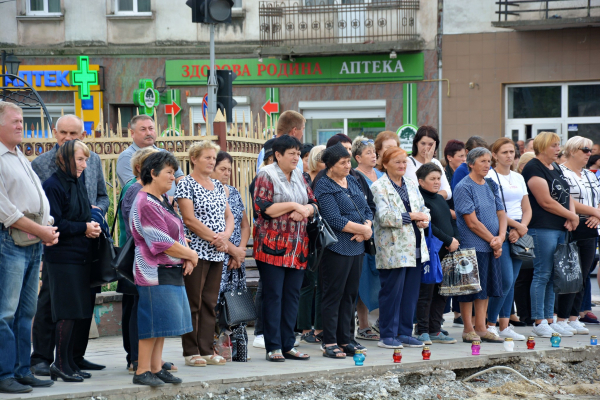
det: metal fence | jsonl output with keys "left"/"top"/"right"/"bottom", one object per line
{"left": 496, "top": 0, "right": 600, "bottom": 21}
{"left": 259, "top": 0, "right": 420, "bottom": 46}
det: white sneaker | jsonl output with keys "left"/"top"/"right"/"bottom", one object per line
{"left": 568, "top": 320, "right": 590, "bottom": 335}
{"left": 499, "top": 325, "right": 526, "bottom": 341}
{"left": 550, "top": 322, "right": 574, "bottom": 337}
{"left": 552, "top": 315, "right": 557, "bottom": 324}
{"left": 532, "top": 320, "right": 556, "bottom": 338}
{"left": 294, "top": 333, "right": 300, "bottom": 347}
{"left": 557, "top": 320, "right": 577, "bottom": 333}
{"left": 253, "top": 334, "right": 265, "bottom": 349}
{"left": 487, "top": 325, "right": 500, "bottom": 336}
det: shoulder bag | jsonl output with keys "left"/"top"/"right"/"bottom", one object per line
{"left": 90, "top": 213, "right": 119, "bottom": 287}
{"left": 553, "top": 232, "right": 583, "bottom": 294}
{"left": 9, "top": 161, "right": 44, "bottom": 246}
{"left": 110, "top": 199, "right": 136, "bottom": 284}
{"left": 219, "top": 269, "right": 256, "bottom": 327}
{"left": 571, "top": 170, "right": 600, "bottom": 241}
{"left": 346, "top": 192, "right": 376, "bottom": 256}
{"left": 306, "top": 203, "right": 338, "bottom": 270}
{"left": 421, "top": 224, "right": 443, "bottom": 284}
{"left": 491, "top": 170, "right": 535, "bottom": 261}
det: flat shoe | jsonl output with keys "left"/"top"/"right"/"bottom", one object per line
{"left": 266, "top": 350, "right": 285, "bottom": 362}
{"left": 133, "top": 371, "right": 164, "bottom": 387}
{"left": 161, "top": 361, "right": 178, "bottom": 372}
{"left": 477, "top": 331, "right": 504, "bottom": 343}
{"left": 155, "top": 369, "right": 182, "bottom": 384}
{"left": 283, "top": 348, "right": 310, "bottom": 360}
{"left": 462, "top": 331, "right": 481, "bottom": 343}
{"left": 201, "top": 355, "right": 226, "bottom": 365}
{"left": 184, "top": 355, "right": 206, "bottom": 367}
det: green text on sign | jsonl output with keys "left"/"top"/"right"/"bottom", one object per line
{"left": 166, "top": 53, "right": 424, "bottom": 86}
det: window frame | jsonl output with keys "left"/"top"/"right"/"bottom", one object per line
{"left": 27, "top": 0, "right": 62, "bottom": 16}
{"left": 232, "top": 0, "right": 243, "bottom": 9}
{"left": 115, "top": 0, "right": 152, "bottom": 16}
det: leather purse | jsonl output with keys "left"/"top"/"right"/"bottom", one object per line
{"left": 510, "top": 234, "right": 535, "bottom": 261}
{"left": 219, "top": 270, "right": 257, "bottom": 327}
{"left": 90, "top": 230, "right": 119, "bottom": 287}
{"left": 110, "top": 200, "right": 136, "bottom": 284}
{"left": 306, "top": 203, "right": 338, "bottom": 270}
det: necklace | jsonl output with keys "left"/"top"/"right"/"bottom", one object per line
{"left": 497, "top": 170, "right": 512, "bottom": 185}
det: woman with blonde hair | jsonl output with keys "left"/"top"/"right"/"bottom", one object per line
{"left": 521, "top": 132, "right": 578, "bottom": 338}
{"left": 517, "top": 152, "right": 535, "bottom": 173}
{"left": 557, "top": 136, "right": 600, "bottom": 335}
{"left": 175, "top": 140, "right": 234, "bottom": 367}
{"left": 305, "top": 145, "right": 326, "bottom": 185}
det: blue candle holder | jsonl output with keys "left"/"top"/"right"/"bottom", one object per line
{"left": 353, "top": 349, "right": 365, "bottom": 366}
{"left": 591, "top": 335, "right": 597, "bottom": 346}
{"left": 550, "top": 333, "right": 561, "bottom": 348}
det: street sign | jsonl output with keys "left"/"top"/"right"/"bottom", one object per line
{"left": 202, "top": 93, "right": 208, "bottom": 122}
{"left": 165, "top": 101, "right": 181, "bottom": 116}
{"left": 397, "top": 124, "right": 418, "bottom": 154}
{"left": 262, "top": 99, "right": 279, "bottom": 117}
{"left": 71, "top": 56, "right": 98, "bottom": 100}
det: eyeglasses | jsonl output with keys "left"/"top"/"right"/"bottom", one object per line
{"left": 361, "top": 139, "right": 374, "bottom": 145}
{"left": 580, "top": 147, "right": 592, "bottom": 154}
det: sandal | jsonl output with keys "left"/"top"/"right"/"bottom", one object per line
{"left": 477, "top": 331, "right": 504, "bottom": 343}
{"left": 184, "top": 355, "right": 207, "bottom": 367}
{"left": 342, "top": 340, "right": 367, "bottom": 356}
{"left": 201, "top": 354, "right": 226, "bottom": 365}
{"left": 300, "top": 330, "right": 322, "bottom": 344}
{"left": 322, "top": 345, "right": 346, "bottom": 359}
{"left": 356, "top": 327, "right": 380, "bottom": 341}
{"left": 283, "top": 348, "right": 310, "bottom": 360}
{"left": 266, "top": 350, "right": 285, "bottom": 362}
{"left": 461, "top": 331, "right": 481, "bottom": 343}
{"left": 161, "top": 361, "right": 177, "bottom": 373}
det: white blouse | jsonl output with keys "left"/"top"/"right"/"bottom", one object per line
{"left": 405, "top": 156, "right": 452, "bottom": 200}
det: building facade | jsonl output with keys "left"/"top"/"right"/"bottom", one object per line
{"left": 0, "top": 0, "right": 441, "bottom": 146}
{"left": 442, "top": 0, "right": 600, "bottom": 146}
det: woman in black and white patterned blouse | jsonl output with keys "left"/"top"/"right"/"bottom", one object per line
{"left": 558, "top": 136, "right": 600, "bottom": 335}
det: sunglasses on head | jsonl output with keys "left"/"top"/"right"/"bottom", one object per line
{"left": 361, "top": 139, "right": 374, "bottom": 145}
{"left": 581, "top": 147, "right": 592, "bottom": 154}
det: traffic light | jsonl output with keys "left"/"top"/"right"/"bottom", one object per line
{"left": 208, "top": 69, "right": 237, "bottom": 123}
{"left": 186, "top": 0, "right": 235, "bottom": 24}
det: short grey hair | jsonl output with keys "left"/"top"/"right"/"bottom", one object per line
{"left": 466, "top": 147, "right": 492, "bottom": 170}
{"left": 563, "top": 135, "right": 593, "bottom": 159}
{"left": 0, "top": 102, "right": 23, "bottom": 126}
{"left": 55, "top": 114, "right": 85, "bottom": 133}
{"left": 351, "top": 136, "right": 375, "bottom": 160}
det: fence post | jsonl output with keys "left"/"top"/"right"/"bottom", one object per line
{"left": 214, "top": 109, "right": 227, "bottom": 151}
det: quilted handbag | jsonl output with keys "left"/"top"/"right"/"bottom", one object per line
{"left": 510, "top": 234, "right": 535, "bottom": 261}
{"left": 306, "top": 204, "right": 338, "bottom": 270}
{"left": 219, "top": 270, "right": 257, "bottom": 327}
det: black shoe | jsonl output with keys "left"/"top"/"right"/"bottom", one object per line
{"left": 453, "top": 317, "right": 464, "bottom": 327}
{"left": 73, "top": 369, "right": 92, "bottom": 379}
{"left": 16, "top": 374, "right": 54, "bottom": 387}
{"left": 133, "top": 371, "right": 164, "bottom": 387}
{"left": 155, "top": 369, "right": 182, "bottom": 384}
{"left": 0, "top": 378, "right": 32, "bottom": 394}
{"left": 75, "top": 359, "right": 105, "bottom": 371}
{"left": 30, "top": 361, "right": 51, "bottom": 376}
{"left": 440, "top": 329, "right": 449, "bottom": 336}
{"left": 49, "top": 364, "right": 84, "bottom": 383}
{"left": 510, "top": 319, "right": 527, "bottom": 327}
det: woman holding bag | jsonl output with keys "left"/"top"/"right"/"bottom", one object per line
{"left": 414, "top": 163, "right": 459, "bottom": 345}
{"left": 558, "top": 136, "right": 600, "bottom": 335}
{"left": 485, "top": 138, "right": 531, "bottom": 341}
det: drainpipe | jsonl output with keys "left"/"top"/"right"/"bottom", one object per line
{"left": 437, "top": 0, "right": 444, "bottom": 155}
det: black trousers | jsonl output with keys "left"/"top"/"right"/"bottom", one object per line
{"left": 31, "top": 263, "right": 96, "bottom": 365}
{"left": 254, "top": 279, "right": 263, "bottom": 336}
{"left": 514, "top": 263, "right": 534, "bottom": 322}
{"left": 256, "top": 261, "right": 304, "bottom": 353}
{"left": 320, "top": 249, "right": 363, "bottom": 346}
{"left": 120, "top": 294, "right": 139, "bottom": 365}
{"left": 556, "top": 237, "right": 596, "bottom": 318}
{"left": 415, "top": 283, "right": 447, "bottom": 335}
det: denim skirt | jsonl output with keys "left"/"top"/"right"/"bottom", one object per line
{"left": 136, "top": 284, "right": 193, "bottom": 339}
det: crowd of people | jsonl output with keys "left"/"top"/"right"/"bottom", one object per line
{"left": 1, "top": 100, "right": 599, "bottom": 393}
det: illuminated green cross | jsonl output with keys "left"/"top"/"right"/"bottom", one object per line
{"left": 133, "top": 79, "right": 160, "bottom": 116}
{"left": 71, "top": 56, "right": 98, "bottom": 100}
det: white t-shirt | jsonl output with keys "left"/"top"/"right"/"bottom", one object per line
{"left": 405, "top": 156, "right": 452, "bottom": 200}
{"left": 486, "top": 169, "right": 527, "bottom": 220}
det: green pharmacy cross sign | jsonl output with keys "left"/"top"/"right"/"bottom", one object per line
{"left": 71, "top": 56, "right": 98, "bottom": 100}
{"left": 133, "top": 79, "right": 160, "bottom": 116}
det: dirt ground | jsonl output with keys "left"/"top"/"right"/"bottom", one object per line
{"left": 161, "top": 356, "right": 600, "bottom": 400}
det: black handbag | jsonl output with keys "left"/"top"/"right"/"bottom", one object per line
{"left": 219, "top": 270, "right": 256, "bottom": 327}
{"left": 306, "top": 203, "right": 338, "bottom": 270}
{"left": 553, "top": 232, "right": 583, "bottom": 294}
{"left": 571, "top": 170, "right": 600, "bottom": 241}
{"left": 110, "top": 199, "right": 136, "bottom": 285}
{"left": 90, "top": 231, "right": 119, "bottom": 287}
{"left": 490, "top": 170, "right": 535, "bottom": 261}
{"left": 346, "top": 193, "right": 376, "bottom": 256}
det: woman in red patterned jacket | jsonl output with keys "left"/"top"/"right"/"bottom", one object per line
{"left": 253, "top": 135, "right": 317, "bottom": 362}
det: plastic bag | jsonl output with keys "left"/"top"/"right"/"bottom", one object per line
{"left": 214, "top": 331, "right": 232, "bottom": 362}
{"left": 422, "top": 226, "right": 443, "bottom": 284}
{"left": 553, "top": 238, "right": 583, "bottom": 294}
{"left": 439, "top": 247, "right": 481, "bottom": 296}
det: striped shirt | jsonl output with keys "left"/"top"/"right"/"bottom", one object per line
{"left": 559, "top": 165, "right": 600, "bottom": 215}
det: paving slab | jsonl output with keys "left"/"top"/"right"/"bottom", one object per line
{"left": 5, "top": 314, "right": 600, "bottom": 400}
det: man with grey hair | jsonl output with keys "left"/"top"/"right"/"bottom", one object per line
{"left": 30, "top": 114, "right": 109, "bottom": 376}
{"left": 116, "top": 115, "right": 183, "bottom": 195}
{"left": 0, "top": 102, "right": 58, "bottom": 394}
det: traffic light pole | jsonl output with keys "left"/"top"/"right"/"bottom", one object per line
{"left": 207, "top": 23, "right": 218, "bottom": 133}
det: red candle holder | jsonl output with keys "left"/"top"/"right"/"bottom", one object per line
{"left": 526, "top": 336, "right": 535, "bottom": 350}
{"left": 393, "top": 349, "right": 402, "bottom": 363}
{"left": 422, "top": 346, "right": 431, "bottom": 360}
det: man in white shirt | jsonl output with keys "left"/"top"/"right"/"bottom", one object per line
{"left": 0, "top": 102, "right": 58, "bottom": 394}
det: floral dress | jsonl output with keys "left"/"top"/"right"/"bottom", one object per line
{"left": 219, "top": 185, "right": 247, "bottom": 300}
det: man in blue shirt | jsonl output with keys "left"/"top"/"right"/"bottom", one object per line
{"left": 451, "top": 136, "right": 489, "bottom": 190}
{"left": 256, "top": 110, "right": 305, "bottom": 173}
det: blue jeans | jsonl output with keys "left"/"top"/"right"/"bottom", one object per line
{"left": 487, "top": 241, "right": 523, "bottom": 323}
{"left": 0, "top": 231, "right": 42, "bottom": 381}
{"left": 529, "top": 228, "right": 566, "bottom": 320}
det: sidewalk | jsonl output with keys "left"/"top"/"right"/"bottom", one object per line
{"left": 6, "top": 310, "right": 600, "bottom": 400}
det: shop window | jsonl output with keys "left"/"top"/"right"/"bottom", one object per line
{"left": 568, "top": 123, "right": 600, "bottom": 146}
{"left": 27, "top": 0, "right": 61, "bottom": 15}
{"left": 568, "top": 84, "right": 600, "bottom": 117}
{"left": 116, "top": 0, "right": 151, "bottom": 14}
{"left": 233, "top": 0, "right": 242, "bottom": 8}
{"left": 507, "top": 86, "right": 561, "bottom": 119}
